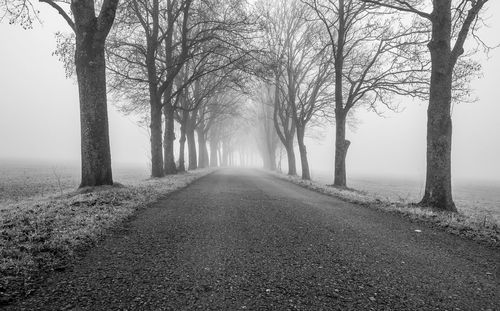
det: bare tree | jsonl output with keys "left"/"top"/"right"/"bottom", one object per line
{"left": 107, "top": 0, "right": 252, "bottom": 175}
{"left": 275, "top": 0, "right": 334, "bottom": 180}
{"left": 106, "top": 0, "right": 193, "bottom": 176}
{"left": 364, "top": 0, "right": 490, "bottom": 211}
{"left": 255, "top": 0, "right": 299, "bottom": 175}
{"left": 306, "top": 0, "right": 429, "bottom": 187}
{"left": 2, "top": 0, "right": 120, "bottom": 187}
{"left": 206, "top": 92, "right": 243, "bottom": 168}
{"left": 194, "top": 72, "right": 245, "bottom": 169}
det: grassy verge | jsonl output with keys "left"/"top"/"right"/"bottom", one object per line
{"left": 270, "top": 171, "right": 500, "bottom": 248}
{"left": 0, "top": 169, "right": 214, "bottom": 304}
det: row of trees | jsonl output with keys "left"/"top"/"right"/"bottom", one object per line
{"left": 249, "top": 0, "right": 489, "bottom": 212}
{"left": 1, "top": 0, "right": 491, "bottom": 212}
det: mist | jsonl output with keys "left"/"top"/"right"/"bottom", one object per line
{"left": 1, "top": 6, "right": 500, "bottom": 182}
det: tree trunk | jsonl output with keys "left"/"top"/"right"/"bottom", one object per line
{"left": 75, "top": 29, "right": 113, "bottom": 187}
{"left": 332, "top": 0, "right": 348, "bottom": 187}
{"left": 268, "top": 144, "right": 276, "bottom": 171}
{"left": 177, "top": 114, "right": 187, "bottom": 172}
{"left": 419, "top": 0, "right": 456, "bottom": 212}
{"left": 218, "top": 143, "right": 223, "bottom": 167}
{"left": 144, "top": 0, "right": 162, "bottom": 178}
{"left": 296, "top": 126, "right": 310, "bottom": 180}
{"left": 197, "top": 128, "right": 209, "bottom": 168}
{"left": 222, "top": 141, "right": 228, "bottom": 166}
{"left": 187, "top": 126, "right": 197, "bottom": 170}
{"left": 285, "top": 139, "right": 296, "bottom": 175}
{"left": 210, "top": 139, "right": 218, "bottom": 167}
{"left": 149, "top": 97, "right": 164, "bottom": 177}
{"left": 69, "top": 0, "right": 119, "bottom": 188}
{"left": 163, "top": 101, "right": 177, "bottom": 175}
{"left": 334, "top": 112, "right": 350, "bottom": 187}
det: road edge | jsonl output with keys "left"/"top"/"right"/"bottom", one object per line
{"left": 265, "top": 170, "right": 499, "bottom": 249}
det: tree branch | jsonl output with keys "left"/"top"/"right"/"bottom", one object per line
{"left": 39, "top": 0, "right": 75, "bottom": 32}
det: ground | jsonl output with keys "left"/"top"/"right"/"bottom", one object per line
{"left": 4, "top": 169, "right": 500, "bottom": 310}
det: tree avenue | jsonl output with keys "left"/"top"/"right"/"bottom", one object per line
{"left": 1, "top": 0, "right": 494, "bottom": 212}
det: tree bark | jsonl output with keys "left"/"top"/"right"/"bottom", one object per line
{"left": 197, "top": 128, "right": 209, "bottom": 168}
{"left": 419, "top": 0, "right": 456, "bottom": 211}
{"left": 334, "top": 112, "right": 350, "bottom": 187}
{"left": 296, "top": 126, "right": 310, "bottom": 180}
{"left": 331, "top": 0, "right": 348, "bottom": 187}
{"left": 187, "top": 123, "right": 197, "bottom": 170}
{"left": 177, "top": 113, "right": 188, "bottom": 172}
{"left": 149, "top": 97, "right": 164, "bottom": 177}
{"left": 163, "top": 100, "right": 177, "bottom": 174}
{"left": 145, "top": 0, "right": 163, "bottom": 178}
{"left": 72, "top": 0, "right": 119, "bottom": 187}
{"left": 285, "top": 139, "right": 296, "bottom": 175}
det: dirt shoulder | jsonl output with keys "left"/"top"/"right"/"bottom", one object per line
{"left": 0, "top": 169, "right": 215, "bottom": 305}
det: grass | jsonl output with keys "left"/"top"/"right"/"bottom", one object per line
{"left": 0, "top": 168, "right": 214, "bottom": 305}
{"left": 270, "top": 171, "right": 500, "bottom": 248}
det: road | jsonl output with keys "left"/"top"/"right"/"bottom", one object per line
{"left": 7, "top": 169, "right": 499, "bottom": 310}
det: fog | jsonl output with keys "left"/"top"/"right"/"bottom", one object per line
{"left": 0, "top": 3, "right": 499, "bottom": 183}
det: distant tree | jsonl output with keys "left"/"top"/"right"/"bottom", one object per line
{"left": 1, "top": 0, "right": 120, "bottom": 187}
{"left": 277, "top": 0, "right": 333, "bottom": 180}
{"left": 305, "top": 0, "right": 428, "bottom": 187}
{"left": 255, "top": 0, "right": 298, "bottom": 176}
{"left": 364, "top": 0, "right": 490, "bottom": 212}
{"left": 250, "top": 83, "right": 280, "bottom": 170}
{"left": 206, "top": 92, "right": 243, "bottom": 168}
{"left": 194, "top": 71, "right": 245, "bottom": 169}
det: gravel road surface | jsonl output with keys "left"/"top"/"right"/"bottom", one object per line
{"left": 6, "top": 169, "right": 499, "bottom": 310}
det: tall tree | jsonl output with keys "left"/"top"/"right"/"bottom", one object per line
{"left": 106, "top": 0, "right": 192, "bottom": 177}
{"left": 364, "top": 0, "right": 489, "bottom": 211}
{"left": 278, "top": 0, "right": 333, "bottom": 180}
{"left": 306, "top": 0, "right": 428, "bottom": 187}
{"left": 251, "top": 84, "right": 280, "bottom": 170}
{"left": 256, "top": 0, "right": 298, "bottom": 176}
{"left": 2, "top": 0, "right": 120, "bottom": 187}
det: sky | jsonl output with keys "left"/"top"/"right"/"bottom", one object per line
{"left": 0, "top": 2, "right": 499, "bottom": 182}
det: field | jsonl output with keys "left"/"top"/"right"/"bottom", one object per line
{"left": 0, "top": 160, "right": 149, "bottom": 207}
{"left": 310, "top": 171, "right": 500, "bottom": 225}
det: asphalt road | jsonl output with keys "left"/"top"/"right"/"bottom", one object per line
{"left": 6, "top": 169, "right": 499, "bottom": 310}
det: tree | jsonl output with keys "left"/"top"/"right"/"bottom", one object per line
{"left": 364, "top": 0, "right": 489, "bottom": 211}
{"left": 250, "top": 83, "right": 280, "bottom": 170}
{"left": 108, "top": 0, "right": 252, "bottom": 175}
{"left": 107, "top": 0, "right": 194, "bottom": 176}
{"left": 2, "top": 0, "right": 120, "bottom": 187}
{"left": 194, "top": 73, "right": 244, "bottom": 169}
{"left": 306, "top": 0, "right": 428, "bottom": 187}
{"left": 206, "top": 92, "right": 243, "bottom": 168}
{"left": 278, "top": 0, "right": 333, "bottom": 180}
{"left": 255, "top": 0, "right": 298, "bottom": 175}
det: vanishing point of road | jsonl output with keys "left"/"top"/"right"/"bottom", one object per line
{"left": 7, "top": 169, "right": 499, "bottom": 310}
